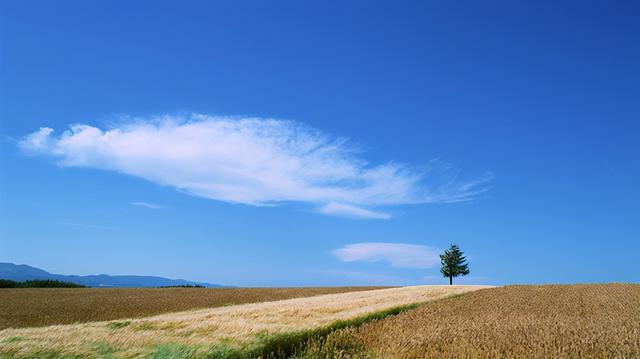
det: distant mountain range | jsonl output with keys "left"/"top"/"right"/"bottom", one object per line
{"left": 0, "top": 262, "right": 225, "bottom": 288}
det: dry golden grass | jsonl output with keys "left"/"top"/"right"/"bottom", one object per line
{"left": 0, "top": 286, "right": 390, "bottom": 330}
{"left": 0, "top": 285, "right": 487, "bottom": 358}
{"left": 303, "top": 284, "right": 640, "bottom": 359}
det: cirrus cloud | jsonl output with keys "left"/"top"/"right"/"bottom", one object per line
{"left": 332, "top": 242, "right": 440, "bottom": 268}
{"left": 19, "top": 114, "right": 491, "bottom": 218}
{"left": 319, "top": 202, "right": 392, "bottom": 219}
{"left": 131, "top": 201, "right": 165, "bottom": 210}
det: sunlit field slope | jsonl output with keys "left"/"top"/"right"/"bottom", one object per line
{"left": 0, "top": 285, "right": 487, "bottom": 358}
{"left": 301, "top": 284, "right": 640, "bottom": 359}
{"left": 0, "top": 286, "right": 390, "bottom": 330}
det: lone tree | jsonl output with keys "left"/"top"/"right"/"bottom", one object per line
{"left": 440, "top": 244, "right": 469, "bottom": 285}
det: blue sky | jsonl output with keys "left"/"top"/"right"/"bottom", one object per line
{"left": 1, "top": 0, "right": 638, "bottom": 286}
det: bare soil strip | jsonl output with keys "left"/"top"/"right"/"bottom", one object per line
{"left": 0, "top": 286, "right": 390, "bottom": 330}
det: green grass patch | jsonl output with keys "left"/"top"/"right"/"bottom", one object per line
{"left": 91, "top": 341, "right": 121, "bottom": 357}
{"left": 106, "top": 321, "right": 131, "bottom": 330}
{"left": 145, "top": 344, "right": 198, "bottom": 359}
{"left": 1, "top": 336, "right": 24, "bottom": 344}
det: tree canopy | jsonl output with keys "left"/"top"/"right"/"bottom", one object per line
{"left": 440, "top": 244, "right": 470, "bottom": 285}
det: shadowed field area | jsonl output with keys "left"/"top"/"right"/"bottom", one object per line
{"left": 0, "top": 286, "right": 390, "bottom": 330}
{"left": 301, "top": 284, "right": 640, "bottom": 358}
{"left": 0, "top": 285, "right": 487, "bottom": 358}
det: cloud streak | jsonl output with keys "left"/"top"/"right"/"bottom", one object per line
{"left": 131, "top": 202, "right": 165, "bottom": 210}
{"left": 319, "top": 202, "right": 392, "bottom": 219}
{"left": 332, "top": 242, "right": 440, "bottom": 268}
{"left": 19, "top": 114, "right": 491, "bottom": 218}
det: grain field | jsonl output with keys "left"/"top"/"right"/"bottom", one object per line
{"left": 301, "top": 284, "right": 640, "bottom": 359}
{"left": 0, "top": 285, "right": 486, "bottom": 358}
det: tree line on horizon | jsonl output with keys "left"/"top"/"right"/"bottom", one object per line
{"left": 0, "top": 279, "right": 87, "bottom": 288}
{"left": 0, "top": 279, "right": 209, "bottom": 289}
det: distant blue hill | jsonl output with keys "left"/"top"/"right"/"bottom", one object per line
{"left": 0, "top": 262, "right": 225, "bottom": 288}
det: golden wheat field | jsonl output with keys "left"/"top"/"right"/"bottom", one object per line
{"left": 301, "top": 284, "right": 640, "bottom": 359}
{"left": 0, "top": 286, "right": 391, "bottom": 330}
{"left": 0, "top": 285, "right": 486, "bottom": 358}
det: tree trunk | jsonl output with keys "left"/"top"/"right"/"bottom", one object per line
{"left": 449, "top": 276, "right": 452, "bottom": 285}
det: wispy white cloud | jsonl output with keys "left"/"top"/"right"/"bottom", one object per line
{"left": 131, "top": 201, "right": 165, "bottom": 210}
{"left": 332, "top": 242, "right": 440, "bottom": 268}
{"left": 319, "top": 202, "right": 392, "bottom": 219}
{"left": 19, "top": 114, "right": 491, "bottom": 218}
